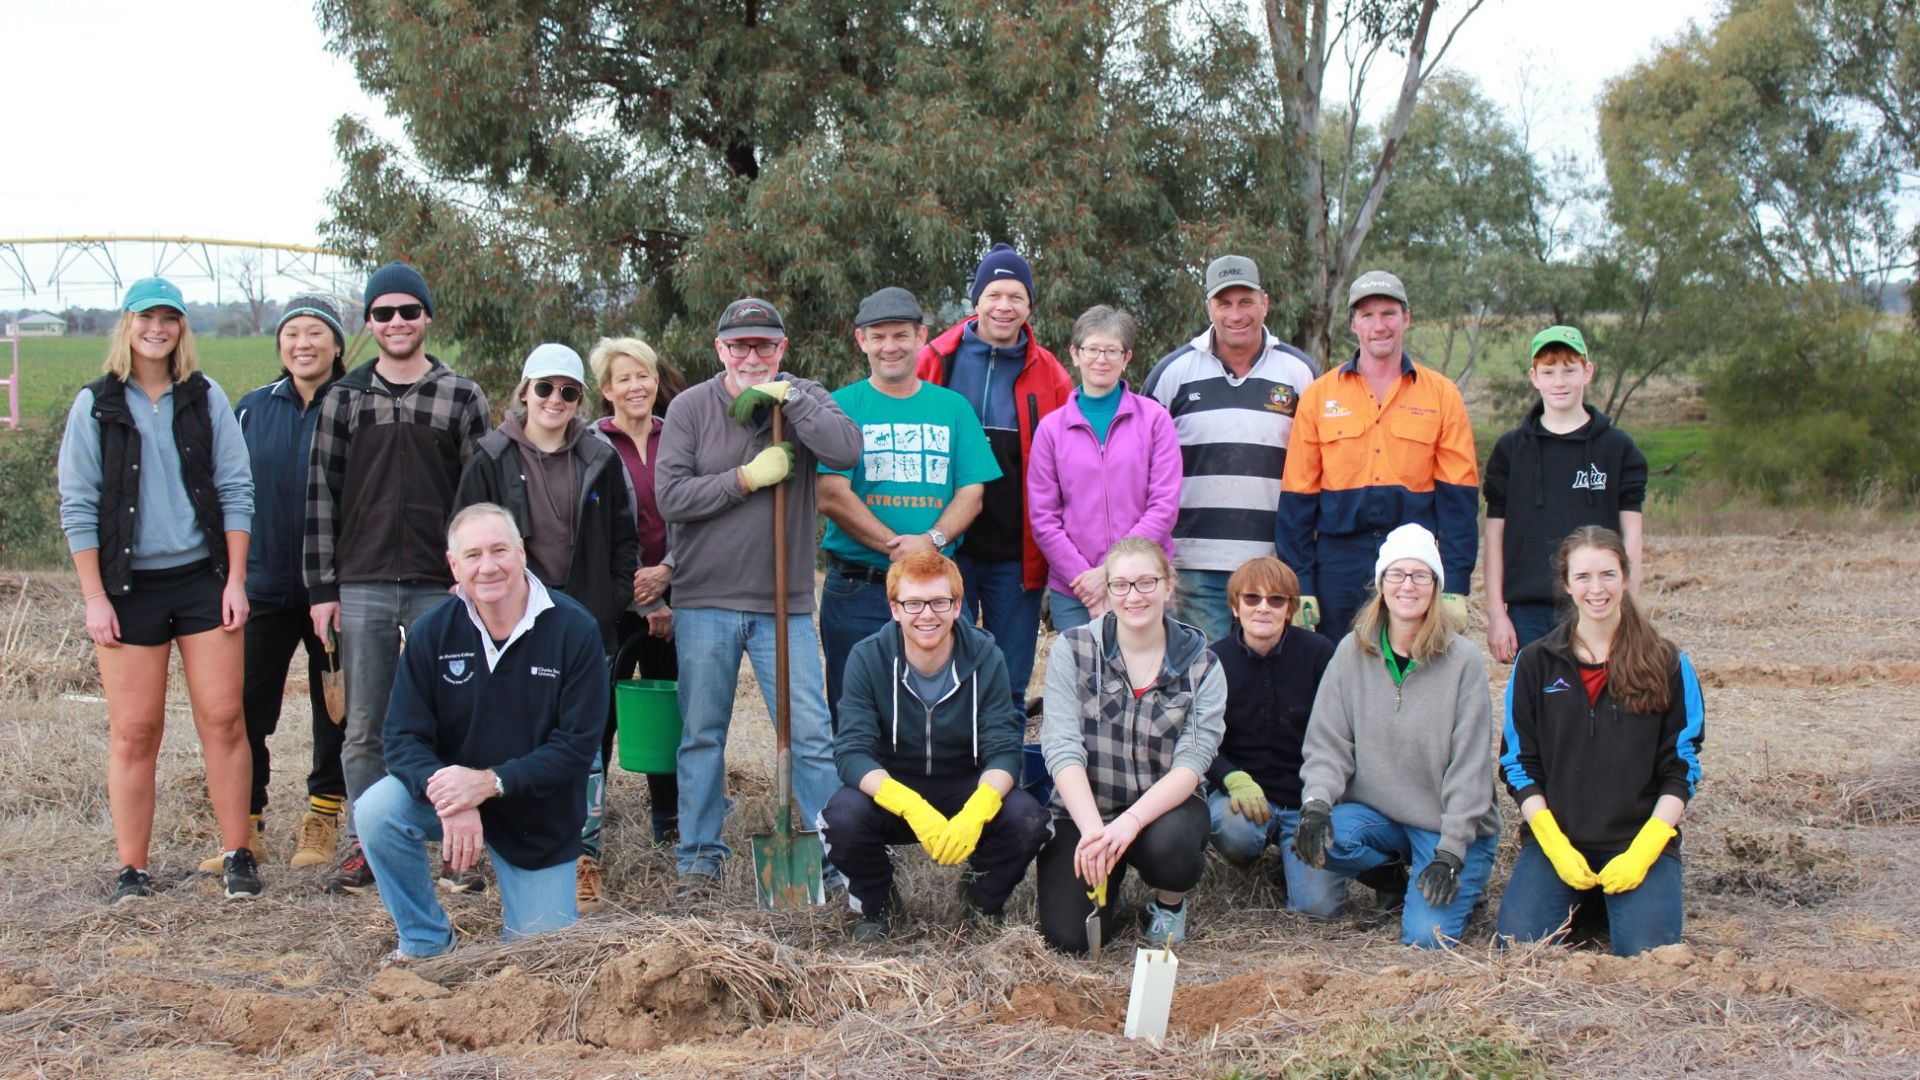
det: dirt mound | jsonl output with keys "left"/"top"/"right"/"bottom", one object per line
{"left": 1695, "top": 661, "right": 1920, "bottom": 688}
{"left": 1564, "top": 944, "right": 1920, "bottom": 1036}
{"left": 573, "top": 940, "right": 755, "bottom": 1051}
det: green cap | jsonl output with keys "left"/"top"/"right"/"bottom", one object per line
{"left": 1530, "top": 325, "right": 1588, "bottom": 358}
{"left": 123, "top": 277, "right": 186, "bottom": 313}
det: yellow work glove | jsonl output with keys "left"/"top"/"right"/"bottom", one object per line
{"left": 873, "top": 778, "right": 949, "bottom": 849}
{"left": 1527, "top": 808, "right": 1599, "bottom": 890}
{"left": 1293, "top": 595, "right": 1321, "bottom": 629}
{"left": 1440, "top": 592, "right": 1469, "bottom": 625}
{"left": 927, "top": 784, "right": 1003, "bottom": 865}
{"left": 1597, "top": 817, "right": 1677, "bottom": 894}
{"left": 738, "top": 442, "right": 795, "bottom": 492}
{"left": 1220, "top": 771, "right": 1271, "bottom": 825}
{"left": 726, "top": 379, "right": 794, "bottom": 422}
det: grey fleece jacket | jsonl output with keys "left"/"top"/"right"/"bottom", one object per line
{"left": 1299, "top": 632, "right": 1500, "bottom": 859}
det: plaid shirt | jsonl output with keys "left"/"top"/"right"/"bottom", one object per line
{"left": 303, "top": 356, "right": 489, "bottom": 603}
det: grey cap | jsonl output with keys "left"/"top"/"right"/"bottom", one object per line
{"left": 1347, "top": 270, "right": 1409, "bottom": 308}
{"left": 854, "top": 286, "right": 925, "bottom": 328}
{"left": 715, "top": 297, "right": 787, "bottom": 341}
{"left": 1204, "top": 255, "right": 1263, "bottom": 298}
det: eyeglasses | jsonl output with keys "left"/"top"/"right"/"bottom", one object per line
{"left": 894, "top": 597, "right": 956, "bottom": 614}
{"left": 1238, "top": 593, "right": 1294, "bottom": 609}
{"left": 532, "top": 380, "right": 583, "bottom": 403}
{"left": 1382, "top": 568, "right": 1436, "bottom": 586}
{"left": 1075, "top": 346, "right": 1127, "bottom": 360}
{"left": 723, "top": 340, "right": 782, "bottom": 359}
{"left": 368, "top": 304, "right": 425, "bottom": 323}
{"left": 1106, "top": 576, "right": 1164, "bottom": 597}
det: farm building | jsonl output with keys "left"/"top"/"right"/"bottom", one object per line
{"left": 6, "top": 311, "right": 66, "bottom": 336}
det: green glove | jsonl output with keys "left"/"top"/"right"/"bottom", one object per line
{"left": 1293, "top": 799, "right": 1332, "bottom": 867}
{"left": 1220, "top": 771, "right": 1270, "bottom": 825}
{"left": 738, "top": 442, "right": 795, "bottom": 492}
{"left": 1293, "top": 595, "right": 1321, "bottom": 629}
{"left": 873, "top": 778, "right": 949, "bottom": 849}
{"left": 1597, "top": 817, "right": 1676, "bottom": 894}
{"left": 1440, "top": 592, "right": 1469, "bottom": 625}
{"left": 726, "top": 379, "right": 793, "bottom": 422}
{"left": 1527, "top": 808, "right": 1599, "bottom": 890}
{"left": 927, "top": 784, "right": 1002, "bottom": 865}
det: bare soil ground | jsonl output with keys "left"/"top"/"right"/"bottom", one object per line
{"left": 2, "top": 528, "right": 1917, "bottom": 1078}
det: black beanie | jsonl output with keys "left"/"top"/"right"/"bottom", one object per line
{"left": 363, "top": 261, "right": 434, "bottom": 320}
{"left": 969, "top": 243, "right": 1035, "bottom": 305}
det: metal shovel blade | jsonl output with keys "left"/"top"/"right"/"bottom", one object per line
{"left": 321, "top": 634, "right": 346, "bottom": 725}
{"left": 1085, "top": 881, "right": 1107, "bottom": 961}
{"left": 751, "top": 815, "right": 826, "bottom": 909}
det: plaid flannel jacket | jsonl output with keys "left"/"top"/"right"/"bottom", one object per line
{"left": 1058, "top": 618, "right": 1221, "bottom": 816}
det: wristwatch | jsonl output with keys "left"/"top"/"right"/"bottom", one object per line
{"left": 490, "top": 771, "right": 505, "bottom": 798}
{"left": 927, "top": 528, "right": 949, "bottom": 548}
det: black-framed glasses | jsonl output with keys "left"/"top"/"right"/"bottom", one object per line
{"left": 723, "top": 340, "right": 782, "bottom": 359}
{"left": 532, "top": 380, "right": 583, "bottom": 403}
{"left": 1106, "top": 576, "right": 1164, "bottom": 597}
{"left": 1238, "top": 593, "right": 1294, "bottom": 609}
{"left": 369, "top": 303, "right": 425, "bottom": 323}
{"left": 894, "top": 597, "right": 957, "bottom": 614}
{"left": 1382, "top": 568, "right": 1436, "bottom": 586}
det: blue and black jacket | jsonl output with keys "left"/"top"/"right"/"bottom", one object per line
{"left": 236, "top": 376, "right": 337, "bottom": 608}
{"left": 833, "top": 619, "right": 1023, "bottom": 788}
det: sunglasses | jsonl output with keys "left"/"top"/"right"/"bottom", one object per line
{"left": 532, "top": 380, "right": 583, "bottom": 403}
{"left": 369, "top": 303, "right": 425, "bottom": 323}
{"left": 1238, "top": 593, "right": 1294, "bottom": 609}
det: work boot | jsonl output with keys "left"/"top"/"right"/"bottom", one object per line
{"left": 576, "top": 854, "right": 605, "bottom": 912}
{"left": 1356, "top": 860, "right": 1409, "bottom": 910}
{"left": 290, "top": 811, "right": 338, "bottom": 868}
{"left": 325, "top": 841, "right": 376, "bottom": 894}
{"left": 200, "top": 814, "right": 265, "bottom": 872}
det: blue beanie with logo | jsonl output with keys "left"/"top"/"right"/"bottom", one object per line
{"left": 969, "top": 243, "right": 1035, "bottom": 305}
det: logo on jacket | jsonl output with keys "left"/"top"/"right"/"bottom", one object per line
{"left": 443, "top": 654, "right": 474, "bottom": 685}
{"left": 530, "top": 665, "right": 560, "bottom": 679}
{"left": 1543, "top": 676, "right": 1572, "bottom": 694}
{"left": 1267, "top": 384, "right": 1298, "bottom": 416}
{"left": 1571, "top": 464, "right": 1609, "bottom": 491}
{"left": 1323, "top": 399, "right": 1351, "bottom": 418}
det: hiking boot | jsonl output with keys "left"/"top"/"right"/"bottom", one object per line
{"left": 674, "top": 869, "right": 721, "bottom": 899}
{"left": 109, "top": 866, "right": 153, "bottom": 905}
{"left": 325, "top": 842, "right": 376, "bottom": 894}
{"left": 290, "top": 811, "right": 338, "bottom": 868}
{"left": 223, "top": 848, "right": 264, "bottom": 899}
{"left": 1356, "top": 861, "right": 1409, "bottom": 911}
{"left": 576, "top": 854, "right": 605, "bottom": 912}
{"left": 438, "top": 858, "right": 486, "bottom": 894}
{"left": 199, "top": 814, "right": 265, "bottom": 873}
{"left": 1143, "top": 899, "right": 1188, "bottom": 947}
{"left": 852, "top": 907, "right": 893, "bottom": 942}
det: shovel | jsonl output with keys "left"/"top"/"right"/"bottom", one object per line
{"left": 1086, "top": 879, "right": 1108, "bottom": 961}
{"left": 320, "top": 630, "right": 346, "bottom": 725}
{"left": 752, "top": 402, "right": 826, "bottom": 908}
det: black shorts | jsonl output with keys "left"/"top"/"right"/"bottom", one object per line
{"left": 109, "top": 560, "right": 225, "bottom": 646}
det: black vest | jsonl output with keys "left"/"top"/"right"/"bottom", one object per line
{"left": 86, "top": 372, "right": 227, "bottom": 594}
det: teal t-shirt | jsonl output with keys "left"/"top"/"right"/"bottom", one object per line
{"left": 1076, "top": 383, "right": 1123, "bottom": 444}
{"left": 820, "top": 379, "right": 1002, "bottom": 569}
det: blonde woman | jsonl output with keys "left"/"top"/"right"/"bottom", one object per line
{"left": 57, "top": 277, "right": 258, "bottom": 903}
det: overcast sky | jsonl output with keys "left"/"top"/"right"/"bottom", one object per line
{"left": 1, "top": 0, "right": 1718, "bottom": 309}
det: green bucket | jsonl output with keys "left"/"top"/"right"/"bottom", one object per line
{"left": 614, "top": 678, "right": 681, "bottom": 775}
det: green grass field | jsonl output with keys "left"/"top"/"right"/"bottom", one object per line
{"left": 2, "top": 335, "right": 286, "bottom": 427}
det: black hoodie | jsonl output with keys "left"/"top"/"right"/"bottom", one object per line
{"left": 1483, "top": 403, "right": 1647, "bottom": 605}
{"left": 833, "top": 619, "right": 1024, "bottom": 787}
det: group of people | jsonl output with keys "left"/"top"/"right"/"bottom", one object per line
{"left": 57, "top": 243, "right": 1703, "bottom": 965}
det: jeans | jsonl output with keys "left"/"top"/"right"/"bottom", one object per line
{"left": 242, "top": 597, "right": 344, "bottom": 814}
{"left": 1048, "top": 589, "right": 1094, "bottom": 632}
{"left": 1314, "top": 801, "right": 1499, "bottom": 948}
{"left": 1206, "top": 791, "right": 1347, "bottom": 916}
{"left": 1035, "top": 796, "right": 1209, "bottom": 955}
{"left": 819, "top": 565, "right": 893, "bottom": 733}
{"left": 1313, "top": 532, "right": 1388, "bottom": 643}
{"left": 1505, "top": 602, "right": 1563, "bottom": 651}
{"left": 355, "top": 775, "right": 577, "bottom": 958}
{"left": 955, "top": 553, "right": 1041, "bottom": 713}
{"left": 1497, "top": 843, "right": 1683, "bottom": 956}
{"left": 819, "top": 776, "right": 1051, "bottom": 916}
{"left": 672, "top": 607, "right": 838, "bottom": 877}
{"left": 339, "top": 582, "right": 448, "bottom": 837}
{"left": 1173, "top": 569, "right": 1232, "bottom": 643}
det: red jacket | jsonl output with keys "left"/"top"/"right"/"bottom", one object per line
{"left": 916, "top": 317, "right": 1073, "bottom": 589}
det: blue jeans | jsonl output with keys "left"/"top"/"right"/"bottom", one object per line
{"left": 1048, "top": 588, "right": 1094, "bottom": 632}
{"left": 955, "top": 554, "right": 1041, "bottom": 713}
{"left": 1314, "top": 801, "right": 1498, "bottom": 948}
{"left": 1505, "top": 602, "right": 1563, "bottom": 651}
{"left": 819, "top": 565, "right": 893, "bottom": 733}
{"left": 672, "top": 607, "right": 838, "bottom": 877}
{"left": 1207, "top": 791, "right": 1347, "bottom": 916}
{"left": 339, "top": 581, "right": 449, "bottom": 838}
{"left": 355, "top": 775, "right": 577, "bottom": 958}
{"left": 1497, "top": 843, "right": 1683, "bottom": 956}
{"left": 1173, "top": 569, "right": 1233, "bottom": 643}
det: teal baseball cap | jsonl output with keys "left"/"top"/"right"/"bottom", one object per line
{"left": 124, "top": 277, "right": 187, "bottom": 313}
{"left": 1530, "top": 325, "right": 1588, "bottom": 359}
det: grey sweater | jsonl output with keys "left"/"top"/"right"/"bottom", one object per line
{"left": 1299, "top": 632, "right": 1500, "bottom": 859}
{"left": 655, "top": 372, "right": 860, "bottom": 613}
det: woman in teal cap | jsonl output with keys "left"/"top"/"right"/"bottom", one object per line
{"left": 56, "top": 277, "right": 260, "bottom": 904}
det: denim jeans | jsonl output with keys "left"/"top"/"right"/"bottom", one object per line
{"left": 819, "top": 565, "right": 893, "bottom": 733}
{"left": 1206, "top": 791, "right": 1347, "bottom": 916}
{"left": 1505, "top": 602, "right": 1563, "bottom": 652}
{"left": 672, "top": 607, "right": 838, "bottom": 877}
{"left": 339, "top": 582, "right": 449, "bottom": 838}
{"left": 1314, "top": 801, "right": 1498, "bottom": 948}
{"left": 1048, "top": 588, "right": 1093, "bottom": 632}
{"left": 1173, "top": 569, "right": 1233, "bottom": 643}
{"left": 242, "top": 597, "right": 344, "bottom": 814}
{"left": 1496, "top": 842, "right": 1683, "bottom": 956}
{"left": 954, "top": 553, "right": 1041, "bottom": 713}
{"left": 355, "top": 775, "right": 577, "bottom": 958}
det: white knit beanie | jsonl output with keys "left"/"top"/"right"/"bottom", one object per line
{"left": 1374, "top": 523, "right": 1445, "bottom": 592}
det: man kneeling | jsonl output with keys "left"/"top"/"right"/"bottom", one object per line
{"left": 359, "top": 503, "right": 606, "bottom": 963}
{"left": 822, "top": 551, "right": 1050, "bottom": 940}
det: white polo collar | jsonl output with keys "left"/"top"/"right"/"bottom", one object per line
{"left": 455, "top": 570, "right": 554, "bottom": 672}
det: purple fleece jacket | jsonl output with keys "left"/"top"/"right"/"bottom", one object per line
{"left": 1025, "top": 383, "right": 1183, "bottom": 595}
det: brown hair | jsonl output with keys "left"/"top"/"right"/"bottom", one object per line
{"left": 886, "top": 550, "right": 964, "bottom": 604}
{"left": 1351, "top": 572, "right": 1459, "bottom": 663}
{"left": 1556, "top": 526, "right": 1676, "bottom": 713}
{"left": 1226, "top": 556, "right": 1298, "bottom": 620}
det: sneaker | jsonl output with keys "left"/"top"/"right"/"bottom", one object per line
{"left": 1143, "top": 899, "right": 1188, "bottom": 947}
{"left": 576, "top": 854, "right": 605, "bottom": 912}
{"left": 290, "top": 811, "right": 338, "bottom": 868}
{"left": 438, "top": 858, "right": 486, "bottom": 894}
{"left": 200, "top": 814, "right": 265, "bottom": 873}
{"left": 1356, "top": 861, "right": 1409, "bottom": 911}
{"left": 223, "top": 848, "right": 264, "bottom": 899}
{"left": 325, "top": 842, "right": 376, "bottom": 895}
{"left": 109, "top": 866, "right": 153, "bottom": 905}
{"left": 380, "top": 946, "right": 449, "bottom": 968}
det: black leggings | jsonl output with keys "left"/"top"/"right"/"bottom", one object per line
{"left": 1036, "top": 795, "right": 1209, "bottom": 954}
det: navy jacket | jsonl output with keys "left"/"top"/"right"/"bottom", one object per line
{"left": 1483, "top": 403, "right": 1647, "bottom": 606}
{"left": 1204, "top": 624, "right": 1335, "bottom": 808}
{"left": 383, "top": 578, "right": 607, "bottom": 869}
{"left": 834, "top": 619, "right": 1023, "bottom": 787}
{"left": 236, "top": 376, "right": 336, "bottom": 607}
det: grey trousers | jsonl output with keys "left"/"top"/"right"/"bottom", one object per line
{"left": 339, "top": 581, "right": 449, "bottom": 837}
